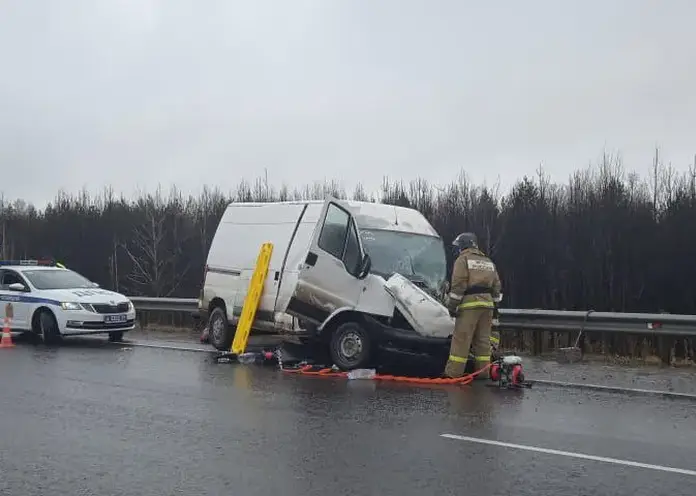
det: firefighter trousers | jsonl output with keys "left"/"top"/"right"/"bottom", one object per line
{"left": 444, "top": 307, "right": 494, "bottom": 379}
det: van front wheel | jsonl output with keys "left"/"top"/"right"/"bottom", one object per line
{"left": 329, "top": 322, "right": 372, "bottom": 371}
{"left": 209, "top": 306, "right": 233, "bottom": 351}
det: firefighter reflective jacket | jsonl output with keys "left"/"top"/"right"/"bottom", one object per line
{"left": 446, "top": 247, "right": 502, "bottom": 312}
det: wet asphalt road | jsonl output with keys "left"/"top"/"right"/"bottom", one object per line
{"left": 1, "top": 340, "right": 696, "bottom": 496}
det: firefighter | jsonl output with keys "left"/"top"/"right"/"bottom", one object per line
{"left": 443, "top": 232, "right": 502, "bottom": 379}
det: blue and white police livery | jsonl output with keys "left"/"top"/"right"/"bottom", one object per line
{"left": 0, "top": 260, "right": 136, "bottom": 343}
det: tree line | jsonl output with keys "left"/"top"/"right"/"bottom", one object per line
{"left": 2, "top": 151, "right": 696, "bottom": 315}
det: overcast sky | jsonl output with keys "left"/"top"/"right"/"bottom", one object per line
{"left": 1, "top": 0, "right": 695, "bottom": 207}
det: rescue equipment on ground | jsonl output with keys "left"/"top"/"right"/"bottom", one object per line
{"left": 214, "top": 336, "right": 532, "bottom": 387}
{"left": 280, "top": 361, "right": 492, "bottom": 385}
{"left": 215, "top": 350, "right": 275, "bottom": 364}
{"left": 488, "top": 353, "right": 531, "bottom": 389}
{"left": 215, "top": 347, "right": 530, "bottom": 388}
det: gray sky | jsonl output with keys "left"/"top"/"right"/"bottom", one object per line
{"left": 1, "top": 0, "right": 695, "bottom": 207}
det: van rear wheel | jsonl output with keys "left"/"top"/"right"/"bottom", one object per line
{"left": 329, "top": 322, "right": 372, "bottom": 371}
{"left": 208, "top": 306, "right": 233, "bottom": 351}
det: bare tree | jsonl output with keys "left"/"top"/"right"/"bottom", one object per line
{"left": 122, "top": 189, "right": 192, "bottom": 297}
{"left": 352, "top": 182, "right": 369, "bottom": 201}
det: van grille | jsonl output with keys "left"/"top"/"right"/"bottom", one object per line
{"left": 92, "top": 303, "right": 129, "bottom": 314}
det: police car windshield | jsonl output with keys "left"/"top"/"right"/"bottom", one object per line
{"left": 22, "top": 269, "right": 95, "bottom": 290}
{"left": 359, "top": 229, "right": 446, "bottom": 294}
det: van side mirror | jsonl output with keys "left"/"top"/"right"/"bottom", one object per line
{"left": 357, "top": 253, "right": 371, "bottom": 279}
{"left": 8, "top": 282, "right": 28, "bottom": 292}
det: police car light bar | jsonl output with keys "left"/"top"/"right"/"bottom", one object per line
{"left": 0, "top": 259, "right": 57, "bottom": 266}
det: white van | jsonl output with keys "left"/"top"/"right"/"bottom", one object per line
{"left": 200, "top": 197, "right": 456, "bottom": 369}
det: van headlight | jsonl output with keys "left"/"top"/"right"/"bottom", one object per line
{"left": 61, "top": 302, "right": 82, "bottom": 311}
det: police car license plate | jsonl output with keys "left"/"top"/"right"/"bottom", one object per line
{"left": 104, "top": 314, "right": 127, "bottom": 324}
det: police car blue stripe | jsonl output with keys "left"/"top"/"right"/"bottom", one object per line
{"left": 0, "top": 294, "right": 60, "bottom": 306}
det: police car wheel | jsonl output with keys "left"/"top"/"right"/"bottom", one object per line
{"left": 37, "top": 310, "right": 61, "bottom": 345}
{"left": 329, "top": 321, "right": 372, "bottom": 371}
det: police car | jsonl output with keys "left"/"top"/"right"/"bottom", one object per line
{"left": 0, "top": 260, "right": 136, "bottom": 343}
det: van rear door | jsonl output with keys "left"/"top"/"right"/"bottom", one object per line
{"left": 286, "top": 198, "right": 365, "bottom": 325}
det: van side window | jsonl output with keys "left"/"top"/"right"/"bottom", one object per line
{"left": 343, "top": 219, "right": 361, "bottom": 275}
{"left": 318, "top": 204, "right": 350, "bottom": 260}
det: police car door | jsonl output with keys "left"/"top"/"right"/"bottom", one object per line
{"left": 0, "top": 269, "right": 31, "bottom": 329}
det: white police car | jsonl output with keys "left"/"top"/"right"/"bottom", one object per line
{"left": 0, "top": 260, "right": 136, "bottom": 344}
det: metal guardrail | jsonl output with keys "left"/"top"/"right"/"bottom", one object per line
{"left": 129, "top": 297, "right": 198, "bottom": 313}
{"left": 128, "top": 297, "right": 696, "bottom": 336}
{"left": 496, "top": 309, "right": 696, "bottom": 337}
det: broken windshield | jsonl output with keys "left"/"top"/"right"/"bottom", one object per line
{"left": 358, "top": 229, "right": 446, "bottom": 295}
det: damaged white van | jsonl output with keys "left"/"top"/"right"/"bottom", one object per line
{"left": 200, "top": 197, "right": 456, "bottom": 370}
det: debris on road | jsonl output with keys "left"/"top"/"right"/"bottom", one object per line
{"left": 214, "top": 349, "right": 278, "bottom": 365}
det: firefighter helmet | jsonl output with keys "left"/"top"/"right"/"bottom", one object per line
{"left": 452, "top": 232, "right": 478, "bottom": 255}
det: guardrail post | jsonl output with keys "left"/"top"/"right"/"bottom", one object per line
{"left": 657, "top": 336, "right": 671, "bottom": 366}
{"left": 532, "top": 330, "right": 541, "bottom": 355}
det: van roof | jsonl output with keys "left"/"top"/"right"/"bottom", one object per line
{"left": 343, "top": 200, "right": 439, "bottom": 237}
{"left": 225, "top": 199, "right": 439, "bottom": 237}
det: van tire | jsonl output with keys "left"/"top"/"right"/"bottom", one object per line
{"left": 329, "top": 321, "right": 372, "bottom": 371}
{"left": 208, "top": 306, "right": 233, "bottom": 351}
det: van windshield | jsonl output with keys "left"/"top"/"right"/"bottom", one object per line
{"left": 358, "top": 229, "right": 446, "bottom": 295}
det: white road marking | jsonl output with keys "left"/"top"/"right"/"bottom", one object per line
{"left": 440, "top": 434, "right": 696, "bottom": 477}
{"left": 120, "top": 341, "right": 214, "bottom": 353}
{"left": 532, "top": 379, "right": 696, "bottom": 400}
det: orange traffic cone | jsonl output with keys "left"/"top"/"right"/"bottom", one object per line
{"left": 0, "top": 317, "right": 15, "bottom": 348}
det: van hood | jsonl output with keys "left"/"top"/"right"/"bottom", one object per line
{"left": 41, "top": 288, "right": 130, "bottom": 304}
{"left": 384, "top": 273, "right": 454, "bottom": 338}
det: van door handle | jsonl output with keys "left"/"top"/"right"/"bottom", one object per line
{"left": 305, "top": 251, "right": 318, "bottom": 267}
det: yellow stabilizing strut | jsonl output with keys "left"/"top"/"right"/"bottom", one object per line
{"left": 231, "top": 242, "right": 274, "bottom": 355}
